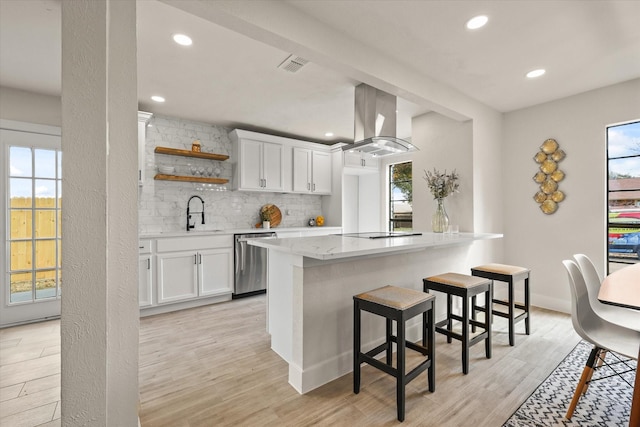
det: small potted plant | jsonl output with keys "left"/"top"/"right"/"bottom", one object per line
{"left": 261, "top": 210, "right": 271, "bottom": 229}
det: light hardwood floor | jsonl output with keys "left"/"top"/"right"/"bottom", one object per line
{"left": 0, "top": 296, "right": 580, "bottom": 426}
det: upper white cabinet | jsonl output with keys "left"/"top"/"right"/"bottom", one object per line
{"left": 343, "top": 150, "right": 379, "bottom": 175}
{"left": 231, "top": 130, "right": 284, "bottom": 191}
{"left": 292, "top": 147, "right": 331, "bottom": 194}
{"left": 230, "top": 129, "right": 332, "bottom": 194}
{"left": 137, "top": 111, "right": 152, "bottom": 185}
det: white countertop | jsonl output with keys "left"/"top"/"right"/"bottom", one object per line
{"left": 248, "top": 232, "right": 502, "bottom": 260}
{"left": 140, "top": 226, "right": 342, "bottom": 239}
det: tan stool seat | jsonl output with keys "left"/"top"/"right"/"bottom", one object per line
{"left": 472, "top": 263, "right": 530, "bottom": 276}
{"left": 425, "top": 273, "right": 490, "bottom": 289}
{"left": 355, "top": 285, "right": 433, "bottom": 310}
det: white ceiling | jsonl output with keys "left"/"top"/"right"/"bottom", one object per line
{"left": 1, "top": 0, "right": 639, "bottom": 144}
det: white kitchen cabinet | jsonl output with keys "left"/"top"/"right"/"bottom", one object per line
{"left": 343, "top": 150, "right": 379, "bottom": 175}
{"left": 157, "top": 251, "right": 199, "bottom": 304}
{"left": 137, "top": 111, "right": 152, "bottom": 185}
{"left": 199, "top": 248, "right": 233, "bottom": 297}
{"left": 232, "top": 136, "right": 284, "bottom": 191}
{"left": 138, "top": 239, "right": 153, "bottom": 307}
{"left": 292, "top": 148, "right": 332, "bottom": 194}
{"left": 155, "top": 235, "right": 234, "bottom": 305}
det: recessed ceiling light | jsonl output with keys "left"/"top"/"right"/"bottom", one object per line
{"left": 526, "top": 69, "right": 546, "bottom": 79}
{"left": 151, "top": 95, "right": 165, "bottom": 103}
{"left": 466, "top": 15, "right": 488, "bottom": 30}
{"left": 325, "top": 132, "right": 334, "bottom": 137}
{"left": 173, "top": 34, "right": 192, "bottom": 46}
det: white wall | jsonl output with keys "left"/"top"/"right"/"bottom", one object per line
{"left": 409, "top": 112, "right": 474, "bottom": 233}
{"left": 0, "top": 86, "right": 61, "bottom": 126}
{"left": 503, "top": 78, "right": 640, "bottom": 312}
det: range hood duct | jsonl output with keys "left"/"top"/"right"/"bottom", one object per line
{"left": 343, "top": 83, "right": 418, "bottom": 157}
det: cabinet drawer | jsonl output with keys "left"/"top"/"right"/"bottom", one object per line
{"left": 139, "top": 239, "right": 152, "bottom": 254}
{"left": 156, "top": 234, "right": 233, "bottom": 252}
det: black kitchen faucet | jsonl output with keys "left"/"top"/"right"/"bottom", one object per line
{"left": 187, "top": 195, "right": 205, "bottom": 231}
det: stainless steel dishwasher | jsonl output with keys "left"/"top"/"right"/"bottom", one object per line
{"left": 233, "top": 232, "right": 276, "bottom": 298}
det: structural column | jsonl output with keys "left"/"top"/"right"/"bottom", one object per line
{"left": 61, "top": 0, "right": 139, "bottom": 424}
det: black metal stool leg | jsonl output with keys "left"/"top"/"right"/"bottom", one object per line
{"left": 485, "top": 286, "right": 492, "bottom": 359}
{"left": 508, "top": 279, "right": 515, "bottom": 346}
{"left": 524, "top": 276, "right": 531, "bottom": 335}
{"left": 462, "top": 295, "right": 470, "bottom": 374}
{"left": 446, "top": 293, "right": 453, "bottom": 344}
{"left": 353, "top": 300, "right": 361, "bottom": 394}
{"left": 396, "top": 316, "right": 406, "bottom": 422}
{"left": 386, "top": 318, "right": 393, "bottom": 364}
{"left": 427, "top": 306, "right": 435, "bottom": 392}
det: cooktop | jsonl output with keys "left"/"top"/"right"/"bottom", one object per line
{"left": 338, "top": 232, "right": 423, "bottom": 239}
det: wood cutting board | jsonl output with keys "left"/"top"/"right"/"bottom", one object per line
{"left": 256, "top": 204, "right": 282, "bottom": 228}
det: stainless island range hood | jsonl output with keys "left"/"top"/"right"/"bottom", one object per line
{"left": 343, "top": 83, "right": 418, "bottom": 157}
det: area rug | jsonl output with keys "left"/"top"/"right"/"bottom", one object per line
{"left": 503, "top": 340, "right": 636, "bottom": 426}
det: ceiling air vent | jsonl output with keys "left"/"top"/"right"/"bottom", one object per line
{"left": 277, "top": 54, "right": 309, "bottom": 73}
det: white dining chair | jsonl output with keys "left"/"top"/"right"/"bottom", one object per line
{"left": 573, "top": 254, "right": 640, "bottom": 332}
{"left": 562, "top": 259, "right": 640, "bottom": 419}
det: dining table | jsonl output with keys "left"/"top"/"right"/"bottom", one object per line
{"left": 598, "top": 262, "right": 640, "bottom": 427}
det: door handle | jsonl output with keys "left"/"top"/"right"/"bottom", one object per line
{"left": 147, "top": 258, "right": 150, "bottom": 269}
{"left": 194, "top": 254, "right": 198, "bottom": 264}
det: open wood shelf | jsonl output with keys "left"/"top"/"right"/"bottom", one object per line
{"left": 154, "top": 146, "right": 229, "bottom": 161}
{"left": 154, "top": 174, "right": 229, "bottom": 184}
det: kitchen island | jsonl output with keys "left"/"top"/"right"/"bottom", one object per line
{"left": 249, "top": 231, "right": 502, "bottom": 393}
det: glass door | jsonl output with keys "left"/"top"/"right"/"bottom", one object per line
{"left": 1, "top": 128, "right": 62, "bottom": 326}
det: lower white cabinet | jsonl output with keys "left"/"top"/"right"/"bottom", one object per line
{"left": 138, "top": 255, "right": 153, "bottom": 307}
{"left": 198, "top": 249, "right": 233, "bottom": 297}
{"left": 139, "top": 239, "right": 153, "bottom": 307}
{"left": 157, "top": 248, "right": 233, "bottom": 305}
{"left": 157, "top": 251, "right": 199, "bottom": 304}
{"left": 145, "top": 234, "right": 233, "bottom": 308}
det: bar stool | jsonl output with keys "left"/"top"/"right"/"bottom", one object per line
{"left": 353, "top": 285, "right": 436, "bottom": 422}
{"left": 423, "top": 273, "right": 492, "bottom": 374}
{"left": 471, "top": 263, "right": 531, "bottom": 346}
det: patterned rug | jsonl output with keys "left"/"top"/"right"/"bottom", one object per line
{"left": 503, "top": 340, "right": 637, "bottom": 426}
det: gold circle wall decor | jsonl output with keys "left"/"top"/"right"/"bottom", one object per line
{"left": 533, "top": 138, "right": 566, "bottom": 214}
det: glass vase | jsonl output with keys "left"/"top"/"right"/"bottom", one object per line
{"left": 432, "top": 198, "right": 449, "bottom": 233}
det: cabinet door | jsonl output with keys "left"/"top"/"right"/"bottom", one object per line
{"left": 343, "top": 150, "right": 363, "bottom": 168}
{"left": 311, "top": 151, "right": 331, "bottom": 194}
{"left": 138, "top": 255, "right": 153, "bottom": 307}
{"left": 262, "top": 142, "right": 284, "bottom": 191}
{"left": 199, "top": 249, "right": 233, "bottom": 297}
{"left": 157, "top": 252, "right": 198, "bottom": 304}
{"left": 362, "top": 153, "right": 379, "bottom": 169}
{"left": 292, "top": 147, "right": 311, "bottom": 192}
{"left": 240, "top": 139, "right": 263, "bottom": 190}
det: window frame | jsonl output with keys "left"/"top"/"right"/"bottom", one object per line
{"left": 388, "top": 161, "right": 413, "bottom": 232}
{"left": 606, "top": 119, "right": 640, "bottom": 271}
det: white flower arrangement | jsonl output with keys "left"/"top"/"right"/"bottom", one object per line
{"left": 423, "top": 168, "right": 459, "bottom": 199}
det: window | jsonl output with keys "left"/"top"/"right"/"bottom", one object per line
{"left": 607, "top": 120, "right": 640, "bottom": 269}
{"left": 389, "top": 161, "right": 412, "bottom": 231}
{"left": 8, "top": 145, "right": 63, "bottom": 303}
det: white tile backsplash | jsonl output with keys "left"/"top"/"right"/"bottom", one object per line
{"left": 139, "top": 115, "right": 323, "bottom": 234}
